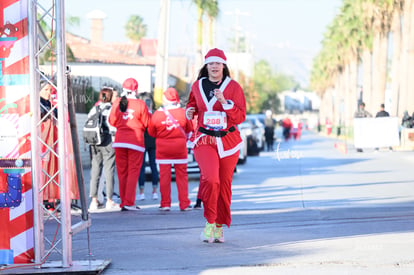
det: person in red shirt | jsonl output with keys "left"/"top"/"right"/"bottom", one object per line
{"left": 186, "top": 48, "right": 246, "bottom": 243}
{"left": 282, "top": 117, "right": 293, "bottom": 141}
{"left": 108, "top": 78, "right": 150, "bottom": 211}
{"left": 148, "top": 88, "right": 193, "bottom": 211}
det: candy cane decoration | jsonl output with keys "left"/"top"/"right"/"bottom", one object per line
{"left": 0, "top": 0, "right": 34, "bottom": 265}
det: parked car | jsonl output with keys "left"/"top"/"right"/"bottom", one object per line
{"left": 246, "top": 114, "right": 266, "bottom": 151}
{"left": 238, "top": 124, "right": 248, "bottom": 164}
{"left": 238, "top": 120, "right": 260, "bottom": 156}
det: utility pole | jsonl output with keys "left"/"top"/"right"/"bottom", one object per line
{"left": 154, "top": 0, "right": 170, "bottom": 107}
{"left": 225, "top": 8, "right": 249, "bottom": 53}
{"left": 224, "top": 8, "right": 249, "bottom": 81}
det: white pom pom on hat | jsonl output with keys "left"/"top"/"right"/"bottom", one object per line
{"left": 204, "top": 48, "right": 227, "bottom": 65}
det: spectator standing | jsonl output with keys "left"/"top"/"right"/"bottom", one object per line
{"left": 148, "top": 88, "right": 193, "bottom": 211}
{"left": 108, "top": 78, "right": 150, "bottom": 211}
{"left": 40, "top": 84, "right": 79, "bottom": 209}
{"left": 186, "top": 48, "right": 246, "bottom": 243}
{"left": 375, "top": 103, "right": 392, "bottom": 151}
{"left": 282, "top": 117, "right": 292, "bottom": 141}
{"left": 354, "top": 102, "right": 372, "bottom": 118}
{"left": 137, "top": 92, "right": 159, "bottom": 201}
{"left": 401, "top": 111, "right": 411, "bottom": 128}
{"left": 88, "top": 87, "right": 119, "bottom": 211}
{"left": 264, "top": 110, "right": 275, "bottom": 151}
{"left": 375, "top": 103, "right": 389, "bottom": 118}
{"left": 354, "top": 102, "right": 372, "bottom": 152}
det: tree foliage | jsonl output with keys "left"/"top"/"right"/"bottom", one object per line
{"left": 247, "top": 60, "right": 299, "bottom": 114}
{"left": 125, "top": 15, "right": 147, "bottom": 42}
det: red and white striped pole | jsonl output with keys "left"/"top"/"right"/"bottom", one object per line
{"left": 0, "top": 0, "right": 34, "bottom": 264}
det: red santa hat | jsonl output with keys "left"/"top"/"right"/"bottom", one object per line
{"left": 162, "top": 87, "right": 179, "bottom": 105}
{"left": 121, "top": 78, "right": 138, "bottom": 97}
{"left": 204, "top": 48, "right": 227, "bottom": 65}
{"left": 122, "top": 77, "right": 138, "bottom": 91}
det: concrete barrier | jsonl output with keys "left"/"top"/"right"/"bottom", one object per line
{"left": 400, "top": 128, "right": 414, "bottom": 150}
{"left": 354, "top": 117, "right": 400, "bottom": 148}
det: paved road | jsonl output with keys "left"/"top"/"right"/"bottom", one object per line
{"left": 8, "top": 130, "right": 414, "bottom": 274}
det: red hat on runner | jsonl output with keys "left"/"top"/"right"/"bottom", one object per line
{"left": 163, "top": 87, "right": 179, "bottom": 105}
{"left": 122, "top": 78, "right": 138, "bottom": 92}
{"left": 204, "top": 48, "right": 227, "bottom": 64}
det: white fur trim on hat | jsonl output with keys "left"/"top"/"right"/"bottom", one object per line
{"left": 204, "top": 56, "right": 227, "bottom": 64}
{"left": 121, "top": 89, "right": 137, "bottom": 98}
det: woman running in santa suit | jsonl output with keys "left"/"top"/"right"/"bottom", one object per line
{"left": 109, "top": 78, "right": 150, "bottom": 211}
{"left": 186, "top": 48, "right": 246, "bottom": 243}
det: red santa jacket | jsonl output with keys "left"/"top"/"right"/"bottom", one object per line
{"left": 148, "top": 105, "right": 193, "bottom": 164}
{"left": 186, "top": 76, "right": 246, "bottom": 158}
{"left": 108, "top": 97, "right": 150, "bottom": 152}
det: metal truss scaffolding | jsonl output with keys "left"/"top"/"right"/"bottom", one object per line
{"left": 28, "top": 0, "right": 91, "bottom": 269}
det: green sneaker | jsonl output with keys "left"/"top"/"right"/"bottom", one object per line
{"left": 214, "top": 226, "right": 224, "bottom": 243}
{"left": 200, "top": 222, "right": 215, "bottom": 243}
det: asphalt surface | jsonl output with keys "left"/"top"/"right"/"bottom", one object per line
{"left": 5, "top": 129, "right": 414, "bottom": 275}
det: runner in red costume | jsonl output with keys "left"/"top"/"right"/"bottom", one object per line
{"left": 186, "top": 48, "right": 246, "bottom": 243}
{"left": 148, "top": 88, "right": 193, "bottom": 211}
{"left": 108, "top": 78, "right": 150, "bottom": 211}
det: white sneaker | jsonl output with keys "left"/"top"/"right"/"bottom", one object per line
{"left": 138, "top": 193, "right": 146, "bottom": 201}
{"left": 180, "top": 206, "right": 192, "bottom": 211}
{"left": 89, "top": 200, "right": 99, "bottom": 211}
{"left": 159, "top": 206, "right": 170, "bottom": 211}
{"left": 152, "top": 193, "right": 158, "bottom": 200}
{"left": 121, "top": 205, "right": 141, "bottom": 211}
{"left": 105, "top": 200, "right": 120, "bottom": 210}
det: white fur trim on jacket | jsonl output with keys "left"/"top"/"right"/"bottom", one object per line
{"left": 156, "top": 159, "right": 188, "bottom": 164}
{"left": 112, "top": 142, "right": 145, "bottom": 152}
{"left": 216, "top": 138, "right": 243, "bottom": 158}
{"left": 221, "top": 100, "right": 234, "bottom": 110}
{"left": 186, "top": 107, "right": 195, "bottom": 120}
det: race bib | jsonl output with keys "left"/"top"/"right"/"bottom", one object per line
{"left": 203, "top": 111, "right": 227, "bottom": 130}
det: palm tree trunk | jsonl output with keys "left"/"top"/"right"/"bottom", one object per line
{"left": 208, "top": 16, "right": 215, "bottom": 48}
{"left": 371, "top": 31, "right": 388, "bottom": 114}
{"left": 362, "top": 48, "right": 372, "bottom": 108}
{"left": 344, "top": 63, "right": 352, "bottom": 128}
{"left": 398, "top": 0, "right": 413, "bottom": 116}
{"left": 334, "top": 73, "right": 344, "bottom": 129}
{"left": 390, "top": 7, "right": 402, "bottom": 117}
{"left": 406, "top": 0, "right": 414, "bottom": 115}
{"left": 349, "top": 57, "right": 359, "bottom": 124}
{"left": 195, "top": 7, "right": 204, "bottom": 69}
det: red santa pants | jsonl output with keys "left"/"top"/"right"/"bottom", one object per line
{"left": 194, "top": 143, "right": 239, "bottom": 227}
{"left": 115, "top": 148, "right": 143, "bottom": 207}
{"left": 159, "top": 163, "right": 191, "bottom": 210}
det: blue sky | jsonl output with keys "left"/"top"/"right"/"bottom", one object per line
{"left": 63, "top": 0, "right": 342, "bottom": 86}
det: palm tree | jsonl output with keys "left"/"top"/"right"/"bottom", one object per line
{"left": 193, "top": 0, "right": 207, "bottom": 66}
{"left": 205, "top": 0, "right": 219, "bottom": 48}
{"left": 389, "top": 0, "right": 403, "bottom": 116}
{"left": 370, "top": 0, "right": 393, "bottom": 113}
{"left": 311, "top": 0, "right": 414, "bottom": 129}
{"left": 193, "top": 0, "right": 219, "bottom": 67}
{"left": 125, "top": 15, "right": 147, "bottom": 42}
{"left": 399, "top": 0, "right": 414, "bottom": 116}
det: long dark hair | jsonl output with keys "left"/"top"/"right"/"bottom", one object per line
{"left": 119, "top": 95, "right": 128, "bottom": 112}
{"left": 197, "top": 63, "right": 231, "bottom": 80}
